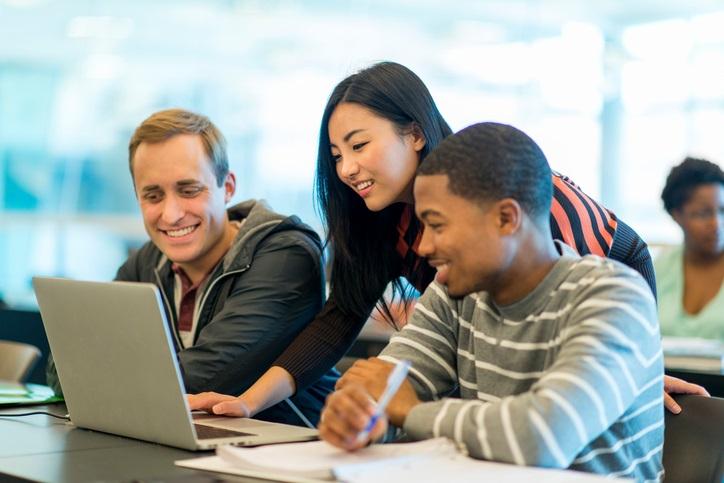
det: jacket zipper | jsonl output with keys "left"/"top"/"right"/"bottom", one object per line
{"left": 155, "top": 264, "right": 251, "bottom": 350}
{"left": 193, "top": 264, "right": 251, "bottom": 344}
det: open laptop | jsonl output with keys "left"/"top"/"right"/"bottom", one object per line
{"left": 32, "top": 276, "right": 319, "bottom": 451}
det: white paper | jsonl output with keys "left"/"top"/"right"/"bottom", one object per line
{"left": 176, "top": 456, "right": 329, "bottom": 483}
{"left": 216, "top": 437, "right": 455, "bottom": 476}
{"left": 177, "top": 447, "right": 626, "bottom": 483}
{"left": 335, "top": 452, "right": 619, "bottom": 482}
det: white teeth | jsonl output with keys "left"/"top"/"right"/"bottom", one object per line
{"left": 355, "top": 180, "right": 373, "bottom": 191}
{"left": 166, "top": 226, "right": 196, "bottom": 238}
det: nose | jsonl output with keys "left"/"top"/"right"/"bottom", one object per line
{"left": 160, "top": 194, "right": 185, "bottom": 225}
{"left": 336, "top": 155, "right": 360, "bottom": 180}
{"left": 417, "top": 225, "right": 434, "bottom": 257}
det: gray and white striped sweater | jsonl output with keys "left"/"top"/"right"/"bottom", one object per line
{"left": 380, "top": 243, "right": 664, "bottom": 482}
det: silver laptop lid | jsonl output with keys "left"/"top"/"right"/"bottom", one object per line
{"left": 33, "top": 277, "right": 200, "bottom": 449}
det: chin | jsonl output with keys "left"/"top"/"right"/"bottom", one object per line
{"left": 362, "top": 199, "right": 388, "bottom": 212}
{"left": 445, "top": 283, "right": 469, "bottom": 299}
{"left": 164, "top": 247, "right": 201, "bottom": 265}
{"left": 448, "top": 278, "right": 489, "bottom": 299}
{"left": 362, "top": 193, "right": 398, "bottom": 212}
{"left": 695, "top": 242, "right": 722, "bottom": 257}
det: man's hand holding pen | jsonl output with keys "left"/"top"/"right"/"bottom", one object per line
{"left": 320, "top": 358, "right": 420, "bottom": 450}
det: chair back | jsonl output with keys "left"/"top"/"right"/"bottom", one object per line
{"left": 663, "top": 394, "right": 724, "bottom": 483}
{"left": 0, "top": 340, "right": 41, "bottom": 382}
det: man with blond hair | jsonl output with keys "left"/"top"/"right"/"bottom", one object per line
{"left": 48, "top": 108, "right": 336, "bottom": 426}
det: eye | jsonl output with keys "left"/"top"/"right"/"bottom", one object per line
{"left": 352, "top": 142, "right": 368, "bottom": 152}
{"left": 428, "top": 223, "right": 444, "bottom": 232}
{"left": 331, "top": 153, "right": 342, "bottom": 163}
{"left": 180, "top": 186, "right": 203, "bottom": 197}
{"left": 143, "top": 191, "right": 163, "bottom": 203}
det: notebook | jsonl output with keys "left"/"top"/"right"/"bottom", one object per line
{"left": 32, "top": 276, "right": 318, "bottom": 451}
{"left": 179, "top": 438, "right": 455, "bottom": 482}
{"left": 176, "top": 438, "right": 616, "bottom": 482}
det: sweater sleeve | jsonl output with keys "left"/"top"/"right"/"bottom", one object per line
{"left": 607, "top": 219, "right": 656, "bottom": 297}
{"left": 273, "top": 291, "right": 377, "bottom": 392}
{"left": 378, "top": 283, "right": 460, "bottom": 401}
{"left": 387, "top": 273, "right": 662, "bottom": 468}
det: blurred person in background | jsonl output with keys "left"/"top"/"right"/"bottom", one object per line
{"left": 656, "top": 157, "right": 724, "bottom": 341}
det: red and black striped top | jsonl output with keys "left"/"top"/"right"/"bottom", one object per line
{"left": 550, "top": 172, "right": 617, "bottom": 257}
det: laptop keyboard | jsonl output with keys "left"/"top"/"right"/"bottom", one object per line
{"left": 194, "top": 423, "right": 256, "bottom": 440}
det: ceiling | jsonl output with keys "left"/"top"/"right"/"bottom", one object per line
{"left": 1, "top": 0, "right": 722, "bottom": 66}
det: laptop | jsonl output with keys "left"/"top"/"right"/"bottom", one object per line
{"left": 32, "top": 276, "right": 319, "bottom": 451}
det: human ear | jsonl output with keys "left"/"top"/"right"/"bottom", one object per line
{"left": 409, "top": 124, "right": 426, "bottom": 153}
{"left": 497, "top": 199, "right": 522, "bottom": 235}
{"left": 224, "top": 172, "right": 236, "bottom": 203}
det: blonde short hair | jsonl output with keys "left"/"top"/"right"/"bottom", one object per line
{"left": 128, "top": 108, "right": 228, "bottom": 186}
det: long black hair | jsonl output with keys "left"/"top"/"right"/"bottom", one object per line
{"left": 315, "top": 62, "right": 452, "bottom": 323}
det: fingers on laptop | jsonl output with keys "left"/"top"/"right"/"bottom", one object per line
{"left": 187, "top": 392, "right": 238, "bottom": 414}
{"left": 211, "top": 398, "right": 251, "bottom": 417}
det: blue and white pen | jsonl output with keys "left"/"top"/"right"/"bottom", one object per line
{"left": 355, "top": 359, "right": 411, "bottom": 444}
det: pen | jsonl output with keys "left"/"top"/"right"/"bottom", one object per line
{"left": 356, "top": 359, "right": 411, "bottom": 444}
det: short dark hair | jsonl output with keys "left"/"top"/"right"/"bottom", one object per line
{"left": 661, "top": 157, "right": 724, "bottom": 214}
{"left": 128, "top": 108, "right": 229, "bottom": 187}
{"left": 315, "top": 62, "right": 452, "bottom": 321}
{"left": 418, "top": 122, "right": 553, "bottom": 220}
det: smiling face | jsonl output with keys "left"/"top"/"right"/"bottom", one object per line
{"left": 328, "top": 102, "right": 425, "bottom": 211}
{"left": 132, "top": 133, "right": 236, "bottom": 281}
{"left": 414, "top": 174, "right": 514, "bottom": 298}
{"left": 674, "top": 182, "right": 724, "bottom": 257}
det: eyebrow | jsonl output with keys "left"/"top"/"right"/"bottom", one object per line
{"left": 141, "top": 184, "right": 160, "bottom": 194}
{"left": 330, "top": 129, "right": 367, "bottom": 148}
{"left": 419, "top": 209, "right": 444, "bottom": 220}
{"left": 176, "top": 179, "right": 201, "bottom": 187}
{"left": 140, "top": 179, "right": 201, "bottom": 193}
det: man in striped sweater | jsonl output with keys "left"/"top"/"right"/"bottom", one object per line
{"left": 319, "top": 122, "right": 664, "bottom": 481}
